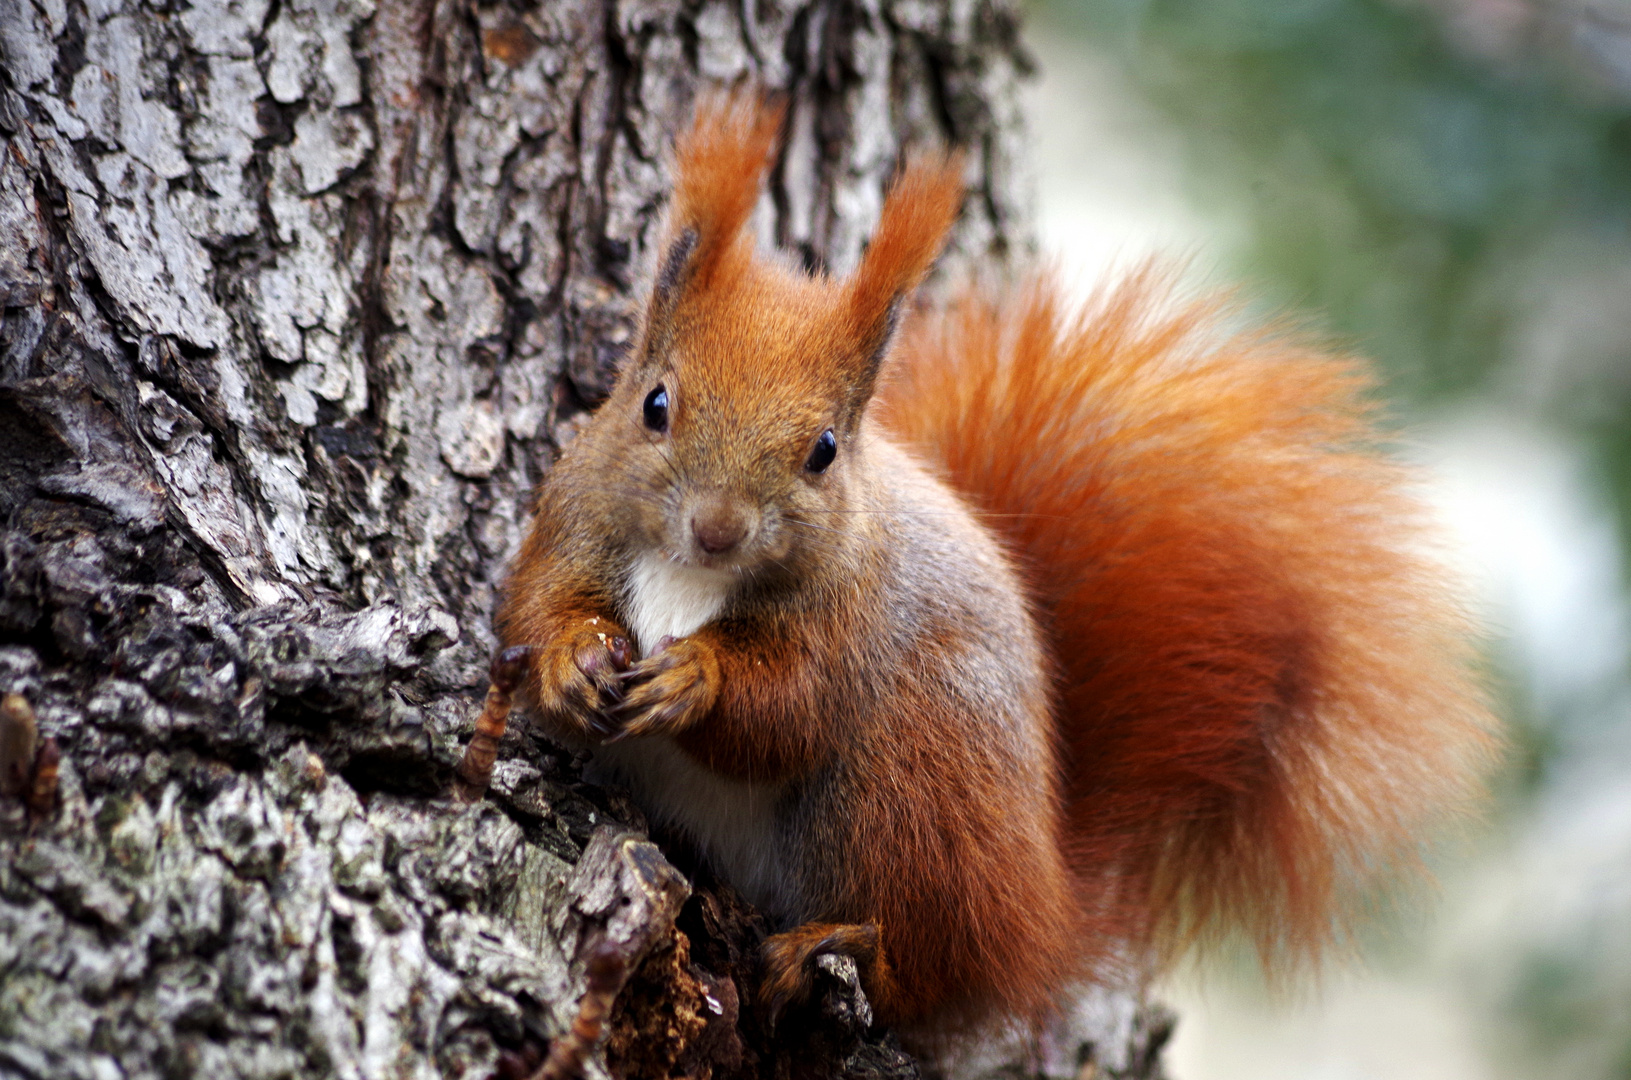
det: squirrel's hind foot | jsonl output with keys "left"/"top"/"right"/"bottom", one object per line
{"left": 759, "top": 921, "right": 898, "bottom": 1033}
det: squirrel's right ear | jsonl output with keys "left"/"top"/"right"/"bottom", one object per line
{"left": 844, "top": 154, "right": 963, "bottom": 404}
{"left": 647, "top": 93, "right": 784, "bottom": 327}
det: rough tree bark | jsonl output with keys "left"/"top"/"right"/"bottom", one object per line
{"left": 0, "top": 1, "right": 1173, "bottom": 1078}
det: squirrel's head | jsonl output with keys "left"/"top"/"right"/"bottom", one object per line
{"left": 587, "top": 93, "right": 963, "bottom": 577}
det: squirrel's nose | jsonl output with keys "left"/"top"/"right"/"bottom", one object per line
{"left": 691, "top": 498, "right": 751, "bottom": 555}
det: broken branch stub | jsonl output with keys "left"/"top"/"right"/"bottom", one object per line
{"left": 544, "top": 827, "right": 693, "bottom": 1079}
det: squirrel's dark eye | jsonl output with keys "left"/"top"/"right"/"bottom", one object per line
{"left": 643, "top": 385, "right": 669, "bottom": 432}
{"left": 806, "top": 429, "right": 837, "bottom": 474}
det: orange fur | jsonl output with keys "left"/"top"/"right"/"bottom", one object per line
{"left": 666, "top": 93, "right": 784, "bottom": 291}
{"left": 501, "top": 94, "right": 1498, "bottom": 1046}
{"left": 848, "top": 155, "right": 964, "bottom": 347}
{"left": 759, "top": 922, "right": 898, "bottom": 1024}
{"left": 880, "top": 273, "right": 1499, "bottom": 970}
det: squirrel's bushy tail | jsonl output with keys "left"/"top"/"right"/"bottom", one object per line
{"left": 878, "top": 269, "right": 1498, "bottom": 973}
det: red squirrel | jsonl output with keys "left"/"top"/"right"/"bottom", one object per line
{"left": 498, "top": 94, "right": 1497, "bottom": 1043}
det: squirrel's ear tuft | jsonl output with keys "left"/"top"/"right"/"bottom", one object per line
{"left": 846, "top": 154, "right": 964, "bottom": 391}
{"left": 653, "top": 92, "right": 785, "bottom": 315}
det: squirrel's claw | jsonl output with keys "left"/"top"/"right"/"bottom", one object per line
{"left": 764, "top": 989, "right": 792, "bottom": 1035}
{"left": 601, "top": 635, "right": 720, "bottom": 741}
{"left": 533, "top": 625, "right": 633, "bottom": 738}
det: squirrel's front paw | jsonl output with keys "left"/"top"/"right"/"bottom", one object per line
{"left": 535, "top": 620, "right": 633, "bottom": 736}
{"left": 605, "top": 635, "right": 720, "bottom": 741}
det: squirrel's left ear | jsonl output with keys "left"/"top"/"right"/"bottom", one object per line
{"left": 844, "top": 154, "right": 964, "bottom": 401}
{"left": 647, "top": 93, "right": 785, "bottom": 337}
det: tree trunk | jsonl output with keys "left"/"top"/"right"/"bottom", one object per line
{"left": 0, "top": 2, "right": 1171, "bottom": 1078}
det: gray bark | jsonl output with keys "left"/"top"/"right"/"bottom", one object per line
{"left": 0, "top": 1, "right": 1170, "bottom": 1077}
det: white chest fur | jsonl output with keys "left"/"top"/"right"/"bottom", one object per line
{"left": 603, "top": 552, "right": 793, "bottom": 918}
{"left": 622, "top": 551, "right": 734, "bottom": 654}
{"left": 587, "top": 739, "right": 793, "bottom": 918}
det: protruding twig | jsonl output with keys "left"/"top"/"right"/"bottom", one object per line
{"left": 453, "top": 646, "right": 533, "bottom": 803}
{"left": 2, "top": 694, "right": 58, "bottom": 824}
{"left": 531, "top": 940, "right": 627, "bottom": 1080}
{"left": 1, "top": 692, "right": 37, "bottom": 799}
{"left": 27, "top": 737, "right": 58, "bottom": 821}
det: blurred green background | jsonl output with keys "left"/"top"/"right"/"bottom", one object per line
{"left": 1022, "top": 1, "right": 1631, "bottom": 1077}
